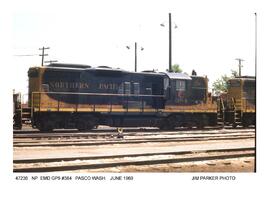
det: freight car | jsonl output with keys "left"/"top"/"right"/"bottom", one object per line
{"left": 27, "top": 63, "right": 218, "bottom": 131}
{"left": 222, "top": 76, "right": 256, "bottom": 127}
{"left": 13, "top": 92, "right": 22, "bottom": 129}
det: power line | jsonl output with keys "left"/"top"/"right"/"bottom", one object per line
{"left": 44, "top": 60, "right": 58, "bottom": 64}
{"left": 14, "top": 54, "right": 39, "bottom": 57}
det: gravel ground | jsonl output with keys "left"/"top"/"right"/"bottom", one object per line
{"left": 69, "top": 157, "right": 254, "bottom": 173}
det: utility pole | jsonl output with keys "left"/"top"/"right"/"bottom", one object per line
{"left": 235, "top": 58, "right": 244, "bottom": 77}
{"left": 126, "top": 43, "right": 143, "bottom": 72}
{"left": 254, "top": 12, "right": 257, "bottom": 173}
{"left": 135, "top": 42, "right": 137, "bottom": 72}
{"left": 169, "top": 13, "right": 172, "bottom": 72}
{"left": 255, "top": 12, "right": 257, "bottom": 74}
{"left": 161, "top": 13, "right": 177, "bottom": 72}
{"left": 39, "top": 47, "right": 50, "bottom": 66}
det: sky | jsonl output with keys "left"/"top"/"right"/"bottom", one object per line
{"left": 10, "top": 0, "right": 266, "bottom": 100}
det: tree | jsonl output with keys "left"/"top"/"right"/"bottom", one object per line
{"left": 167, "top": 64, "right": 183, "bottom": 73}
{"left": 212, "top": 74, "right": 230, "bottom": 95}
{"left": 212, "top": 69, "right": 239, "bottom": 95}
{"left": 231, "top": 69, "right": 238, "bottom": 77}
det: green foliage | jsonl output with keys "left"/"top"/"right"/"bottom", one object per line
{"left": 212, "top": 75, "right": 230, "bottom": 95}
{"left": 167, "top": 64, "right": 183, "bottom": 73}
{"left": 212, "top": 69, "right": 239, "bottom": 95}
{"left": 231, "top": 69, "right": 239, "bottom": 77}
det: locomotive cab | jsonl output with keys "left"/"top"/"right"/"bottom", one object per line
{"left": 164, "top": 72, "right": 192, "bottom": 105}
{"left": 164, "top": 73, "right": 208, "bottom": 105}
{"left": 190, "top": 76, "right": 208, "bottom": 104}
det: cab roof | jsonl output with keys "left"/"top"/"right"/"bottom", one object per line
{"left": 163, "top": 72, "right": 192, "bottom": 80}
{"left": 229, "top": 76, "right": 255, "bottom": 81}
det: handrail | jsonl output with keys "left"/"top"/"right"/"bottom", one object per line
{"left": 31, "top": 92, "right": 33, "bottom": 118}
{"left": 242, "top": 98, "right": 255, "bottom": 111}
{"left": 31, "top": 91, "right": 165, "bottom": 113}
{"left": 31, "top": 91, "right": 165, "bottom": 98}
{"left": 231, "top": 97, "right": 236, "bottom": 110}
{"left": 219, "top": 98, "right": 224, "bottom": 111}
{"left": 229, "top": 97, "right": 255, "bottom": 111}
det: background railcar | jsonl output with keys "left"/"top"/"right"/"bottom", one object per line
{"left": 13, "top": 92, "right": 22, "bottom": 129}
{"left": 222, "top": 76, "right": 256, "bottom": 127}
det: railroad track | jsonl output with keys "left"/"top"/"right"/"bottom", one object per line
{"left": 13, "top": 133, "right": 255, "bottom": 148}
{"left": 13, "top": 147, "right": 254, "bottom": 172}
{"left": 13, "top": 126, "right": 255, "bottom": 138}
{"left": 13, "top": 127, "right": 255, "bottom": 139}
{"left": 13, "top": 128, "right": 255, "bottom": 172}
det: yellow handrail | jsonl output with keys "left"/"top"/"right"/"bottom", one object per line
{"left": 31, "top": 91, "right": 166, "bottom": 113}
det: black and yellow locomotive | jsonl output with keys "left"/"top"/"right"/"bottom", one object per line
{"left": 27, "top": 63, "right": 218, "bottom": 131}
{"left": 15, "top": 63, "right": 255, "bottom": 131}
{"left": 221, "top": 76, "right": 256, "bottom": 127}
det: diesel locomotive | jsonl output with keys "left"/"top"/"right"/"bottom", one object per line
{"left": 222, "top": 76, "right": 256, "bottom": 127}
{"left": 13, "top": 63, "right": 255, "bottom": 131}
{"left": 26, "top": 63, "right": 218, "bottom": 131}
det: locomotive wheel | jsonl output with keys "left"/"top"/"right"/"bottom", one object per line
{"left": 242, "top": 119, "right": 251, "bottom": 128}
{"left": 76, "top": 116, "right": 98, "bottom": 131}
{"left": 196, "top": 122, "right": 204, "bottom": 129}
{"left": 196, "top": 120, "right": 204, "bottom": 129}
{"left": 159, "top": 125, "right": 175, "bottom": 130}
{"left": 86, "top": 122, "right": 96, "bottom": 131}
{"left": 76, "top": 119, "right": 87, "bottom": 131}
{"left": 39, "top": 121, "right": 53, "bottom": 132}
{"left": 86, "top": 116, "right": 98, "bottom": 130}
{"left": 242, "top": 118, "right": 249, "bottom": 128}
{"left": 158, "top": 118, "right": 175, "bottom": 130}
{"left": 242, "top": 122, "right": 249, "bottom": 128}
{"left": 196, "top": 114, "right": 208, "bottom": 129}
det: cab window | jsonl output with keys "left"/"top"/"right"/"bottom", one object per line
{"left": 118, "top": 83, "right": 124, "bottom": 94}
{"left": 228, "top": 80, "right": 240, "bottom": 87}
{"left": 124, "top": 82, "right": 131, "bottom": 94}
{"left": 42, "top": 84, "right": 49, "bottom": 92}
{"left": 133, "top": 83, "right": 140, "bottom": 95}
{"left": 175, "top": 80, "right": 185, "bottom": 90}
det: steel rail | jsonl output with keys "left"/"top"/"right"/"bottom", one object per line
{"left": 13, "top": 147, "right": 255, "bottom": 172}
{"left": 13, "top": 135, "right": 255, "bottom": 148}
{"left": 13, "top": 127, "right": 255, "bottom": 138}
